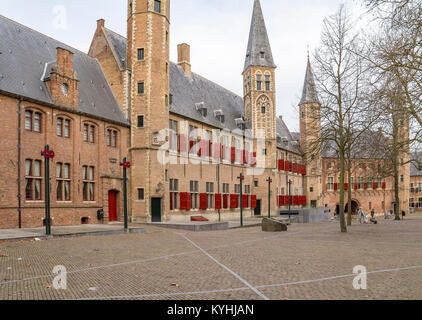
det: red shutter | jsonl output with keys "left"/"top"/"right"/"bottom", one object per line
{"left": 230, "top": 194, "right": 238, "bottom": 209}
{"left": 178, "top": 134, "right": 187, "bottom": 153}
{"left": 251, "top": 195, "right": 257, "bottom": 209}
{"left": 344, "top": 183, "right": 349, "bottom": 191}
{"left": 215, "top": 194, "right": 222, "bottom": 210}
{"left": 242, "top": 195, "right": 249, "bottom": 208}
{"left": 189, "top": 140, "right": 195, "bottom": 154}
{"left": 278, "top": 159, "right": 285, "bottom": 171}
{"left": 354, "top": 184, "right": 358, "bottom": 190}
{"left": 285, "top": 195, "right": 290, "bottom": 206}
{"left": 214, "top": 143, "right": 221, "bottom": 159}
{"left": 223, "top": 194, "right": 229, "bottom": 209}
{"left": 179, "top": 193, "right": 186, "bottom": 211}
{"left": 303, "top": 165, "right": 307, "bottom": 176}
{"left": 208, "top": 141, "right": 212, "bottom": 157}
{"left": 243, "top": 150, "right": 247, "bottom": 164}
{"left": 334, "top": 183, "right": 338, "bottom": 191}
{"left": 382, "top": 182, "right": 386, "bottom": 190}
{"left": 373, "top": 182, "right": 378, "bottom": 189}
{"left": 293, "top": 196, "right": 299, "bottom": 205}
{"left": 251, "top": 152, "right": 257, "bottom": 166}
{"left": 278, "top": 195, "right": 284, "bottom": 207}
{"left": 231, "top": 147, "right": 236, "bottom": 163}
{"left": 200, "top": 193, "right": 207, "bottom": 210}
{"left": 292, "top": 163, "right": 297, "bottom": 173}
{"left": 186, "top": 193, "right": 191, "bottom": 211}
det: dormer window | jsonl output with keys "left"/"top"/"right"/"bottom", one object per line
{"left": 214, "top": 109, "right": 225, "bottom": 124}
{"left": 235, "top": 118, "right": 245, "bottom": 130}
{"left": 260, "top": 51, "right": 265, "bottom": 59}
{"left": 195, "top": 102, "right": 207, "bottom": 118}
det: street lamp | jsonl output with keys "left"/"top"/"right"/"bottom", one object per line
{"left": 266, "top": 177, "right": 272, "bottom": 218}
{"left": 41, "top": 145, "right": 55, "bottom": 236}
{"left": 237, "top": 173, "right": 244, "bottom": 227}
{"left": 120, "top": 158, "right": 131, "bottom": 232}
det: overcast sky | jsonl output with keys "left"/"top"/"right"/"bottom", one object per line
{"left": 1, "top": 0, "right": 366, "bottom": 132}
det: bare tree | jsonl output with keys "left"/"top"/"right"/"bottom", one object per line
{"left": 312, "top": 5, "right": 372, "bottom": 232}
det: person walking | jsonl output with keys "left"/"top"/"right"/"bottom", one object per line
{"left": 358, "top": 207, "right": 363, "bottom": 224}
{"left": 371, "top": 208, "right": 375, "bottom": 219}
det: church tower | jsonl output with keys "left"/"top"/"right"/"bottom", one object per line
{"left": 127, "top": 0, "right": 170, "bottom": 222}
{"left": 299, "top": 56, "right": 323, "bottom": 207}
{"left": 243, "top": 0, "right": 277, "bottom": 168}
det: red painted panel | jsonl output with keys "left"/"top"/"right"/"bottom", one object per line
{"left": 200, "top": 193, "right": 207, "bottom": 210}
{"left": 223, "top": 194, "right": 229, "bottom": 209}
{"left": 251, "top": 195, "right": 257, "bottom": 209}
{"left": 215, "top": 194, "right": 222, "bottom": 210}
{"left": 108, "top": 191, "right": 117, "bottom": 222}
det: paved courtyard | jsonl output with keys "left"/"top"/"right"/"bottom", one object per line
{"left": 0, "top": 217, "right": 421, "bottom": 300}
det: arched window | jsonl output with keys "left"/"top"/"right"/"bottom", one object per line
{"left": 256, "top": 73, "right": 263, "bottom": 91}
{"left": 265, "top": 75, "right": 271, "bottom": 91}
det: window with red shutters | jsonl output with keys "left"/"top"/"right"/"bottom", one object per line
{"left": 223, "top": 194, "right": 229, "bottom": 209}
{"left": 242, "top": 195, "right": 249, "bottom": 208}
{"left": 215, "top": 194, "right": 222, "bottom": 210}
{"left": 230, "top": 194, "right": 238, "bottom": 209}
{"left": 278, "top": 195, "right": 284, "bottom": 207}
{"left": 231, "top": 147, "right": 236, "bottom": 163}
{"left": 251, "top": 152, "right": 257, "bottom": 166}
{"left": 278, "top": 159, "right": 284, "bottom": 171}
{"left": 200, "top": 193, "right": 207, "bottom": 210}
{"left": 251, "top": 195, "right": 257, "bottom": 209}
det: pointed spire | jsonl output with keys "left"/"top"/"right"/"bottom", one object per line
{"left": 300, "top": 56, "right": 319, "bottom": 105}
{"left": 243, "top": 0, "right": 276, "bottom": 73}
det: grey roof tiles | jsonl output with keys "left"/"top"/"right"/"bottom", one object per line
{"left": 300, "top": 57, "right": 320, "bottom": 105}
{"left": 243, "top": 0, "right": 276, "bottom": 73}
{"left": 0, "top": 15, "right": 128, "bottom": 125}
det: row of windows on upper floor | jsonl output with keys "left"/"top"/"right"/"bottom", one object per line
{"left": 24, "top": 110, "right": 119, "bottom": 148}
{"left": 25, "top": 159, "right": 95, "bottom": 202}
{"left": 244, "top": 74, "right": 272, "bottom": 93}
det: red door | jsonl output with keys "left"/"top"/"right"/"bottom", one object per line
{"left": 108, "top": 191, "right": 117, "bottom": 222}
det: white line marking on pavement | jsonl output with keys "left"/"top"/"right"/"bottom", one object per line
{"left": 177, "top": 233, "right": 270, "bottom": 301}
{"left": 0, "top": 232, "right": 291, "bottom": 286}
{"left": 77, "top": 287, "right": 250, "bottom": 300}
{"left": 75, "top": 264, "right": 422, "bottom": 300}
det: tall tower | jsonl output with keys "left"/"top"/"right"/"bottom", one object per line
{"left": 127, "top": 0, "right": 170, "bottom": 222}
{"left": 299, "top": 56, "right": 323, "bottom": 207}
{"left": 243, "top": 0, "right": 277, "bottom": 168}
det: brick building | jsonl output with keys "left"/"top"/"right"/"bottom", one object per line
{"left": 0, "top": 0, "right": 410, "bottom": 229}
{"left": 410, "top": 162, "right": 422, "bottom": 210}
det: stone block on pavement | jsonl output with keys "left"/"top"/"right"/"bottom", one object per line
{"left": 262, "top": 218, "right": 288, "bottom": 232}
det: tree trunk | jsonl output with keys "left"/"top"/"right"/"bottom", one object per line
{"left": 339, "top": 149, "right": 347, "bottom": 233}
{"left": 347, "top": 158, "right": 353, "bottom": 226}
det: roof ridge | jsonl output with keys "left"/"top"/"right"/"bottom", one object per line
{"left": 0, "top": 14, "right": 96, "bottom": 59}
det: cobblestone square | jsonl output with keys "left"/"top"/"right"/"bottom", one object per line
{"left": 1, "top": 218, "right": 421, "bottom": 300}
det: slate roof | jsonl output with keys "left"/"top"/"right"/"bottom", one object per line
{"left": 411, "top": 162, "right": 422, "bottom": 177}
{"left": 0, "top": 15, "right": 128, "bottom": 125}
{"left": 104, "top": 28, "right": 127, "bottom": 70}
{"left": 103, "top": 27, "right": 301, "bottom": 154}
{"left": 243, "top": 0, "right": 276, "bottom": 73}
{"left": 300, "top": 57, "right": 319, "bottom": 105}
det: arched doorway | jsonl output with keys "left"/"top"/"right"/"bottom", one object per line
{"left": 108, "top": 190, "right": 119, "bottom": 222}
{"left": 345, "top": 200, "right": 360, "bottom": 216}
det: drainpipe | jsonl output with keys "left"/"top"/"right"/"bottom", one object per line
{"left": 17, "top": 99, "right": 22, "bottom": 228}
{"left": 217, "top": 162, "right": 220, "bottom": 222}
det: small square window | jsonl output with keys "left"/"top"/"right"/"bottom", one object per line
{"left": 138, "top": 188, "right": 145, "bottom": 201}
{"left": 154, "top": 0, "right": 161, "bottom": 13}
{"left": 137, "top": 48, "right": 144, "bottom": 61}
{"left": 138, "top": 116, "right": 144, "bottom": 128}
{"left": 138, "top": 82, "right": 144, "bottom": 95}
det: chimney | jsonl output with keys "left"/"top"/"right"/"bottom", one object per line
{"left": 177, "top": 43, "right": 191, "bottom": 76}
{"left": 279, "top": 115, "right": 283, "bottom": 121}
{"left": 97, "top": 19, "right": 105, "bottom": 30}
{"left": 45, "top": 47, "right": 79, "bottom": 108}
